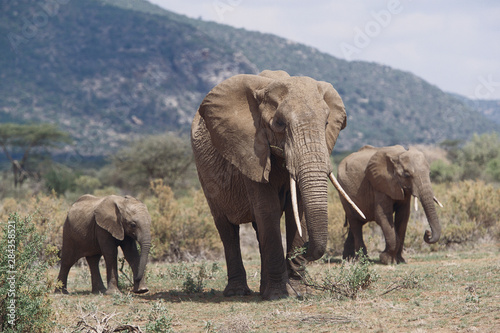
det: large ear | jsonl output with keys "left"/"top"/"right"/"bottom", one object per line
{"left": 94, "top": 196, "right": 124, "bottom": 240}
{"left": 198, "top": 74, "right": 274, "bottom": 183}
{"left": 317, "top": 81, "right": 347, "bottom": 153}
{"left": 367, "top": 146, "right": 406, "bottom": 201}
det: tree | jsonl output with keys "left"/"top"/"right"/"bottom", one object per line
{"left": 0, "top": 123, "right": 72, "bottom": 187}
{"left": 111, "top": 132, "right": 193, "bottom": 191}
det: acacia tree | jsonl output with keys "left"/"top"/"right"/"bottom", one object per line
{"left": 0, "top": 123, "right": 72, "bottom": 187}
{"left": 111, "top": 132, "right": 193, "bottom": 191}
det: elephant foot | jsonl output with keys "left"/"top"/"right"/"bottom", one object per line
{"left": 103, "top": 287, "right": 121, "bottom": 295}
{"left": 133, "top": 286, "right": 149, "bottom": 294}
{"left": 54, "top": 287, "right": 69, "bottom": 295}
{"left": 261, "top": 281, "right": 289, "bottom": 300}
{"left": 133, "top": 280, "right": 149, "bottom": 294}
{"left": 223, "top": 281, "right": 251, "bottom": 297}
{"left": 287, "top": 279, "right": 306, "bottom": 299}
{"left": 396, "top": 255, "right": 406, "bottom": 264}
{"left": 379, "top": 252, "right": 396, "bottom": 265}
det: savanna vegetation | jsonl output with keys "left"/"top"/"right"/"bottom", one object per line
{"left": 1, "top": 129, "right": 499, "bottom": 332}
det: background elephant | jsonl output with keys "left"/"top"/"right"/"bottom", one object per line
{"left": 55, "top": 194, "right": 151, "bottom": 294}
{"left": 191, "top": 70, "right": 361, "bottom": 300}
{"left": 337, "top": 145, "right": 442, "bottom": 264}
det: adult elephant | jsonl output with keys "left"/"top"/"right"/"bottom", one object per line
{"left": 55, "top": 195, "right": 151, "bottom": 294}
{"left": 337, "top": 145, "right": 442, "bottom": 265}
{"left": 191, "top": 70, "right": 363, "bottom": 300}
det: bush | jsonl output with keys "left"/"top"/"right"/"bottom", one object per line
{"left": 0, "top": 192, "right": 69, "bottom": 252}
{"left": 303, "top": 250, "right": 378, "bottom": 299}
{"left": 0, "top": 213, "right": 55, "bottom": 332}
{"left": 405, "top": 181, "right": 500, "bottom": 250}
{"left": 145, "top": 180, "right": 222, "bottom": 261}
{"left": 430, "top": 159, "right": 461, "bottom": 183}
{"left": 145, "top": 300, "right": 174, "bottom": 333}
{"left": 439, "top": 180, "right": 500, "bottom": 245}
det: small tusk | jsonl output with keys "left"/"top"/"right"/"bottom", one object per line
{"left": 414, "top": 196, "right": 419, "bottom": 211}
{"left": 290, "top": 176, "right": 302, "bottom": 237}
{"left": 329, "top": 173, "right": 366, "bottom": 220}
{"left": 433, "top": 196, "right": 444, "bottom": 208}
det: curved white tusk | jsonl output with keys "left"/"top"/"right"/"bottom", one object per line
{"left": 290, "top": 176, "right": 302, "bottom": 237}
{"left": 329, "top": 173, "right": 366, "bottom": 220}
{"left": 414, "top": 196, "right": 419, "bottom": 211}
{"left": 433, "top": 196, "right": 444, "bottom": 208}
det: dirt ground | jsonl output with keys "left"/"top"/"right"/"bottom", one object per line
{"left": 48, "top": 242, "right": 500, "bottom": 332}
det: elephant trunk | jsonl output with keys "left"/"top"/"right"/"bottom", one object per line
{"left": 417, "top": 182, "right": 441, "bottom": 244}
{"left": 298, "top": 168, "right": 329, "bottom": 261}
{"left": 133, "top": 239, "right": 150, "bottom": 294}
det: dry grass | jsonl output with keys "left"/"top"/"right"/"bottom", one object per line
{"left": 48, "top": 245, "right": 500, "bottom": 332}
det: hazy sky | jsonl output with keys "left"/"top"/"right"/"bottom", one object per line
{"left": 148, "top": 0, "right": 500, "bottom": 100}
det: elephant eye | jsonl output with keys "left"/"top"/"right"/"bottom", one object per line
{"left": 130, "top": 222, "right": 137, "bottom": 228}
{"left": 403, "top": 171, "right": 411, "bottom": 178}
{"left": 271, "top": 118, "right": 286, "bottom": 132}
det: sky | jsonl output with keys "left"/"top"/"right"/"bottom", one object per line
{"left": 148, "top": 0, "right": 500, "bottom": 100}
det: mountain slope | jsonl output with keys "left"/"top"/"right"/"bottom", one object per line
{"left": 0, "top": 0, "right": 498, "bottom": 156}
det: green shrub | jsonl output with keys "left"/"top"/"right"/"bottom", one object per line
{"left": 303, "top": 250, "right": 378, "bottom": 299}
{"left": 0, "top": 213, "right": 55, "bottom": 332}
{"left": 145, "top": 300, "right": 173, "bottom": 333}
{"left": 430, "top": 159, "right": 461, "bottom": 183}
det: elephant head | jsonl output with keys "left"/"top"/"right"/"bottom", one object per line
{"left": 94, "top": 195, "right": 151, "bottom": 293}
{"left": 198, "top": 70, "right": 362, "bottom": 262}
{"left": 367, "top": 146, "right": 441, "bottom": 243}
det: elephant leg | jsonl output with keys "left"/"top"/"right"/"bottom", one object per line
{"left": 375, "top": 202, "right": 397, "bottom": 265}
{"left": 215, "top": 215, "right": 250, "bottom": 297}
{"left": 343, "top": 217, "right": 367, "bottom": 260}
{"left": 121, "top": 238, "right": 148, "bottom": 293}
{"left": 86, "top": 255, "right": 106, "bottom": 294}
{"left": 55, "top": 249, "right": 79, "bottom": 294}
{"left": 245, "top": 178, "right": 287, "bottom": 300}
{"left": 394, "top": 201, "right": 411, "bottom": 264}
{"left": 98, "top": 239, "right": 120, "bottom": 294}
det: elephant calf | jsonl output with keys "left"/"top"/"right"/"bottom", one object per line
{"left": 337, "top": 145, "right": 442, "bottom": 264}
{"left": 55, "top": 194, "right": 151, "bottom": 294}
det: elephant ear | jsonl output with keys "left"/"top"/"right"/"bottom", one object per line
{"left": 367, "top": 146, "right": 406, "bottom": 201}
{"left": 317, "top": 81, "right": 347, "bottom": 153}
{"left": 94, "top": 196, "right": 125, "bottom": 241}
{"left": 198, "top": 74, "right": 274, "bottom": 183}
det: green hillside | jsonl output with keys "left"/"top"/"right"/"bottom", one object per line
{"left": 1, "top": 0, "right": 498, "bottom": 156}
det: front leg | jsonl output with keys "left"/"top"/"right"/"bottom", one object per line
{"left": 97, "top": 230, "right": 120, "bottom": 294}
{"left": 245, "top": 178, "right": 288, "bottom": 300}
{"left": 394, "top": 199, "right": 411, "bottom": 264}
{"left": 375, "top": 196, "right": 398, "bottom": 265}
{"left": 215, "top": 216, "right": 251, "bottom": 297}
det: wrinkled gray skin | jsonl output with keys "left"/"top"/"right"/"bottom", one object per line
{"left": 55, "top": 195, "right": 151, "bottom": 294}
{"left": 191, "top": 70, "right": 347, "bottom": 300}
{"left": 338, "top": 145, "right": 441, "bottom": 264}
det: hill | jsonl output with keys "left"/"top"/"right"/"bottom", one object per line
{"left": 1, "top": 0, "right": 498, "bottom": 156}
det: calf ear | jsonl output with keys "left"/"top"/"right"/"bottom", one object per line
{"left": 94, "top": 196, "right": 124, "bottom": 241}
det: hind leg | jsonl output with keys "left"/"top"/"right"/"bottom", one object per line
{"left": 86, "top": 255, "right": 106, "bottom": 294}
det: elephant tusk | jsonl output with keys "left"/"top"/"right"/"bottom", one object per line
{"left": 290, "top": 176, "right": 302, "bottom": 237}
{"left": 414, "top": 196, "right": 419, "bottom": 211}
{"left": 433, "top": 196, "right": 444, "bottom": 208}
{"left": 328, "top": 173, "right": 366, "bottom": 220}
